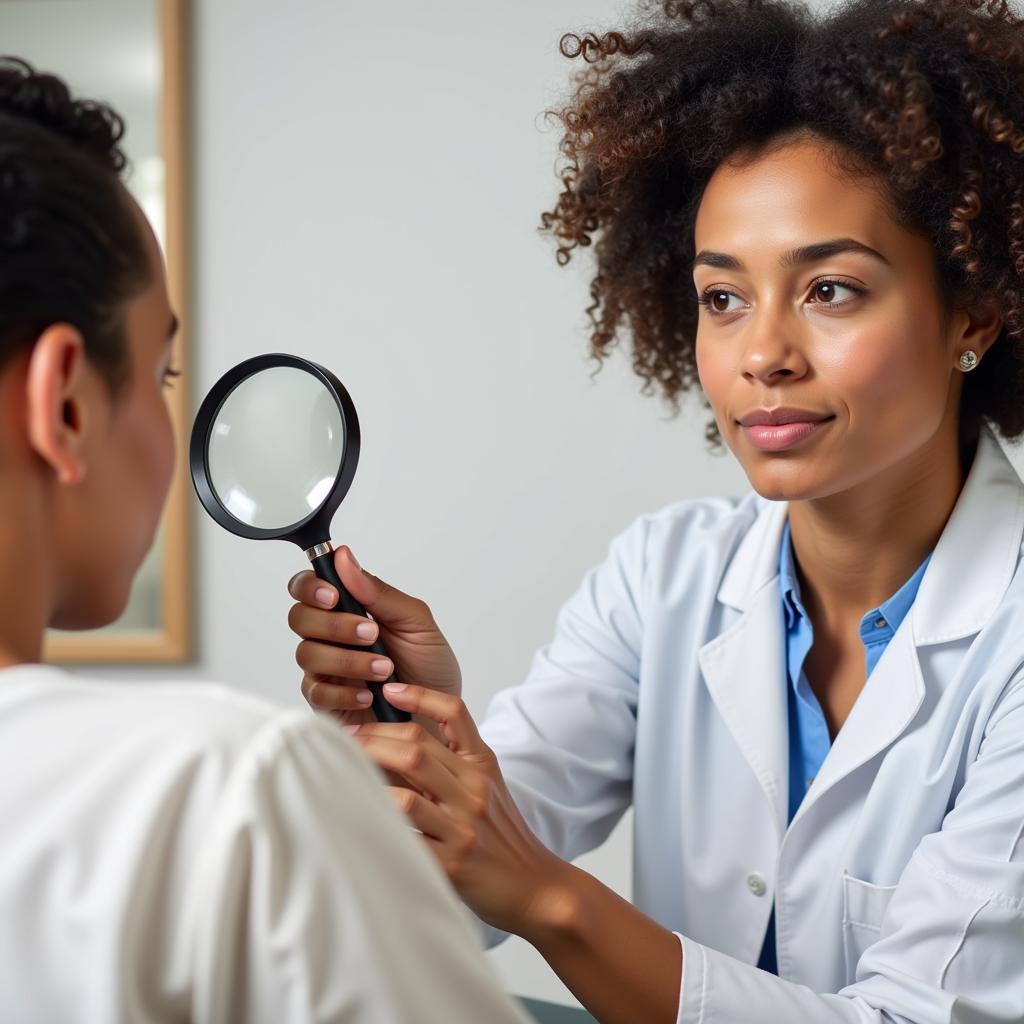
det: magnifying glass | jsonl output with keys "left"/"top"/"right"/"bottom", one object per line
{"left": 189, "top": 353, "right": 410, "bottom": 723}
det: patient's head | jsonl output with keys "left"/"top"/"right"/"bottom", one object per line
{"left": 0, "top": 58, "right": 177, "bottom": 634}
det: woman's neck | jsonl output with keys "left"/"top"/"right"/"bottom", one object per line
{"left": 788, "top": 425, "right": 973, "bottom": 630}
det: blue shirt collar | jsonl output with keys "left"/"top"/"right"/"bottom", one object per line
{"left": 779, "top": 522, "right": 803, "bottom": 630}
{"left": 779, "top": 520, "right": 931, "bottom": 638}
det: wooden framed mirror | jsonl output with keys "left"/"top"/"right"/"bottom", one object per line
{"left": 1, "top": 0, "right": 192, "bottom": 662}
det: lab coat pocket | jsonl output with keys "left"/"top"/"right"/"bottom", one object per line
{"left": 842, "top": 871, "right": 897, "bottom": 982}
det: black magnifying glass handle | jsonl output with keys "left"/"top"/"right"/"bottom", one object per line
{"left": 309, "top": 548, "right": 411, "bottom": 723}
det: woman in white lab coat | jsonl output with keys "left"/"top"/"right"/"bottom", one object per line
{"left": 290, "top": 1, "right": 1024, "bottom": 1021}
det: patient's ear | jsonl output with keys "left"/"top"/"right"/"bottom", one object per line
{"left": 25, "top": 324, "right": 91, "bottom": 487}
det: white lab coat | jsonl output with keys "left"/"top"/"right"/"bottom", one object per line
{"left": 479, "top": 423, "right": 1024, "bottom": 1023}
{"left": 0, "top": 666, "right": 530, "bottom": 1024}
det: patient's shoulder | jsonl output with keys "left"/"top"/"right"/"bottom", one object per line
{"left": 1, "top": 662, "right": 276, "bottom": 743}
{"left": 0, "top": 664, "right": 320, "bottom": 807}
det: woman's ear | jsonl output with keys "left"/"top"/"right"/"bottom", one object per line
{"left": 956, "top": 299, "right": 1004, "bottom": 365}
{"left": 25, "top": 324, "right": 91, "bottom": 486}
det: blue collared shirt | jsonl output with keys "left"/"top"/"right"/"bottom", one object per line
{"left": 757, "top": 520, "right": 932, "bottom": 975}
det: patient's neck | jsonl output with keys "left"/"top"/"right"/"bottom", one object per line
{"left": 0, "top": 476, "right": 49, "bottom": 669}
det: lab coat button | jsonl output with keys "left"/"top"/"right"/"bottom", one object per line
{"left": 746, "top": 872, "right": 767, "bottom": 897}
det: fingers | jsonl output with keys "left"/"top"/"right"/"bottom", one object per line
{"left": 349, "top": 717, "right": 463, "bottom": 769}
{"left": 364, "top": 683, "right": 486, "bottom": 756}
{"left": 355, "top": 732, "right": 466, "bottom": 807}
{"left": 332, "top": 546, "right": 437, "bottom": 629}
{"left": 388, "top": 786, "right": 464, "bottom": 843}
{"left": 295, "top": 637, "right": 394, "bottom": 682}
{"left": 287, "top": 546, "right": 437, "bottom": 631}
{"left": 287, "top": 570, "right": 343, "bottom": 610}
{"left": 288, "top": 604, "right": 379, "bottom": 646}
{"left": 301, "top": 673, "right": 376, "bottom": 713}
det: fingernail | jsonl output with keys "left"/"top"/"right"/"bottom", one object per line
{"left": 370, "top": 658, "right": 393, "bottom": 676}
{"left": 343, "top": 724, "right": 361, "bottom": 734}
{"left": 356, "top": 689, "right": 373, "bottom": 704}
{"left": 315, "top": 587, "right": 335, "bottom": 607}
{"left": 355, "top": 621, "right": 378, "bottom": 641}
{"left": 347, "top": 547, "right": 362, "bottom": 571}
{"left": 383, "top": 682, "right": 407, "bottom": 693}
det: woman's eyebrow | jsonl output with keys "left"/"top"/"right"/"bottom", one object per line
{"left": 692, "top": 237, "right": 892, "bottom": 272}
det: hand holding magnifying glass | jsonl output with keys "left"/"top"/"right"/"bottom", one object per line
{"left": 189, "top": 353, "right": 410, "bottom": 724}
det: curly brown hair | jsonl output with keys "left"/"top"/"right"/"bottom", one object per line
{"left": 540, "top": 0, "right": 1024, "bottom": 448}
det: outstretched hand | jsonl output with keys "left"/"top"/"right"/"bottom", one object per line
{"left": 345, "top": 682, "right": 570, "bottom": 938}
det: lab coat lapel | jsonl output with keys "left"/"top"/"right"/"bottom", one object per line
{"left": 698, "top": 499, "right": 790, "bottom": 840}
{"left": 912, "top": 426, "right": 1024, "bottom": 645}
{"left": 790, "top": 623, "right": 923, "bottom": 829}
{"left": 791, "top": 425, "right": 1024, "bottom": 827}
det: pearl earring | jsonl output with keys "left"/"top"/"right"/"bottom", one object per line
{"left": 958, "top": 350, "right": 979, "bottom": 372}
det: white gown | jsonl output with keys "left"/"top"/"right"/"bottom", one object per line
{"left": 0, "top": 665, "right": 530, "bottom": 1024}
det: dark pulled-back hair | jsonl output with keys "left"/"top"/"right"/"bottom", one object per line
{"left": 541, "top": 0, "right": 1024, "bottom": 446}
{"left": 0, "top": 57, "right": 147, "bottom": 394}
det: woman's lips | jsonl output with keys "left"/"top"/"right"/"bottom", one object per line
{"left": 740, "top": 417, "right": 835, "bottom": 451}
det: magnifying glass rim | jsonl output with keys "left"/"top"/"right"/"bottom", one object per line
{"left": 189, "top": 352, "right": 361, "bottom": 543}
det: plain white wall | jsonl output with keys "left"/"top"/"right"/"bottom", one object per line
{"left": 178, "top": 0, "right": 747, "bottom": 1005}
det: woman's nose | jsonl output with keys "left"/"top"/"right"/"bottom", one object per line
{"left": 739, "top": 311, "right": 808, "bottom": 385}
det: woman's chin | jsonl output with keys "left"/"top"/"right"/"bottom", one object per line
{"left": 742, "top": 463, "right": 836, "bottom": 503}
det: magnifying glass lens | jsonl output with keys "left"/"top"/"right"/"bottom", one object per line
{"left": 207, "top": 366, "right": 345, "bottom": 531}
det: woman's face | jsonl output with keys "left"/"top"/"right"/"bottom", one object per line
{"left": 693, "top": 133, "right": 968, "bottom": 502}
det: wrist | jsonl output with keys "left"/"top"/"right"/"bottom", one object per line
{"left": 517, "top": 857, "right": 591, "bottom": 949}
{"left": 516, "top": 860, "right": 684, "bottom": 1024}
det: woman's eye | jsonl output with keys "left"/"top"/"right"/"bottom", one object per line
{"left": 808, "top": 280, "right": 862, "bottom": 305}
{"left": 162, "top": 366, "right": 182, "bottom": 389}
{"left": 698, "top": 289, "right": 744, "bottom": 314}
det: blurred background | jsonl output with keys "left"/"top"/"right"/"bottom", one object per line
{"left": 1, "top": 0, "right": 791, "bottom": 1008}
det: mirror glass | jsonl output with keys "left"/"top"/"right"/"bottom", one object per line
{"left": 206, "top": 366, "right": 346, "bottom": 531}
